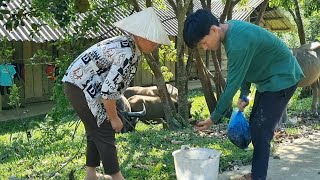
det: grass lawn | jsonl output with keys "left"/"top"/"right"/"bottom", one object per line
{"left": 0, "top": 87, "right": 316, "bottom": 179}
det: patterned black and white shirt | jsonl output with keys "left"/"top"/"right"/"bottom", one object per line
{"left": 62, "top": 35, "right": 140, "bottom": 127}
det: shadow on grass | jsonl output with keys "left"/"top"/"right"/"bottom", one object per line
{"left": 0, "top": 118, "right": 42, "bottom": 135}
{"left": 0, "top": 112, "right": 77, "bottom": 136}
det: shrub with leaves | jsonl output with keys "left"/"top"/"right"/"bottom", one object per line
{"left": 142, "top": 42, "right": 177, "bottom": 82}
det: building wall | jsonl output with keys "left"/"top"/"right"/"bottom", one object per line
{"left": 0, "top": 41, "right": 56, "bottom": 109}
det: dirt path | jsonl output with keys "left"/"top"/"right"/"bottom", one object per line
{"left": 219, "top": 130, "right": 320, "bottom": 180}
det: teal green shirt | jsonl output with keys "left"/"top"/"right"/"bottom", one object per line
{"left": 210, "top": 20, "right": 304, "bottom": 122}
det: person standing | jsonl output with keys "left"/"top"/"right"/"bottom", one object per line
{"left": 63, "top": 7, "right": 171, "bottom": 180}
{"left": 183, "top": 9, "right": 304, "bottom": 180}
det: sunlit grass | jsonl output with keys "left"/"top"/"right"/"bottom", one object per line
{"left": 285, "top": 127, "right": 300, "bottom": 135}
{"left": 0, "top": 87, "right": 316, "bottom": 179}
{"left": 0, "top": 117, "right": 253, "bottom": 179}
{"left": 313, "top": 123, "right": 320, "bottom": 130}
{"left": 288, "top": 88, "right": 313, "bottom": 114}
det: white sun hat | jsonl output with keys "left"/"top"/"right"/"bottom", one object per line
{"left": 113, "top": 7, "right": 171, "bottom": 45}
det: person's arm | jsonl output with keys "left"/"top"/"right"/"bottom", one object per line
{"left": 101, "top": 50, "right": 134, "bottom": 132}
{"left": 196, "top": 48, "right": 255, "bottom": 131}
{"left": 101, "top": 99, "right": 123, "bottom": 132}
{"left": 240, "top": 80, "right": 251, "bottom": 98}
{"left": 102, "top": 99, "right": 118, "bottom": 119}
{"left": 211, "top": 49, "right": 254, "bottom": 121}
{"left": 238, "top": 80, "right": 251, "bottom": 111}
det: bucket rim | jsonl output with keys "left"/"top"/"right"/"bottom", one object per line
{"left": 172, "top": 147, "right": 221, "bottom": 159}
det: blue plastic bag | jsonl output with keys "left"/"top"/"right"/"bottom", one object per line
{"left": 227, "top": 109, "right": 251, "bottom": 149}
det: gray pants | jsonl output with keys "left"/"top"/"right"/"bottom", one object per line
{"left": 63, "top": 82, "right": 119, "bottom": 175}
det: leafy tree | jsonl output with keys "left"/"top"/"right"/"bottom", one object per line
{"left": 0, "top": 38, "right": 14, "bottom": 64}
{"left": 269, "top": 0, "right": 320, "bottom": 45}
{"left": 129, "top": 0, "right": 193, "bottom": 129}
{"left": 1, "top": 0, "right": 130, "bottom": 37}
{"left": 141, "top": 42, "right": 176, "bottom": 82}
{"left": 5, "top": 0, "right": 319, "bottom": 129}
{"left": 308, "top": 13, "right": 320, "bottom": 41}
{"left": 269, "top": 0, "right": 304, "bottom": 45}
{"left": 194, "top": 0, "right": 242, "bottom": 117}
{"left": 164, "top": 0, "right": 193, "bottom": 128}
{"left": 303, "top": 0, "right": 320, "bottom": 17}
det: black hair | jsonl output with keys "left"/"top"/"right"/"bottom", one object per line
{"left": 183, "top": 9, "right": 219, "bottom": 48}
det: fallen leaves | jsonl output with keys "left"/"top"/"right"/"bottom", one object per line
{"left": 274, "top": 125, "right": 317, "bottom": 144}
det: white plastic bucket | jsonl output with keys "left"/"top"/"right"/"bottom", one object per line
{"left": 172, "top": 147, "right": 221, "bottom": 180}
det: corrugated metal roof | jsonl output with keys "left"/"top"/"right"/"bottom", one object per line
{"left": 0, "top": 0, "right": 129, "bottom": 42}
{"left": 221, "top": 0, "right": 265, "bottom": 20}
{"left": 260, "top": 9, "right": 294, "bottom": 32}
{"left": 141, "top": 0, "right": 265, "bottom": 36}
{"left": 0, "top": 0, "right": 264, "bottom": 42}
{"left": 1, "top": 0, "right": 60, "bottom": 42}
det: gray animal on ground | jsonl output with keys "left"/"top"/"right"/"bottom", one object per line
{"left": 116, "top": 95, "right": 146, "bottom": 132}
{"left": 128, "top": 95, "right": 192, "bottom": 124}
{"left": 281, "top": 42, "right": 320, "bottom": 124}
{"left": 124, "top": 84, "right": 178, "bottom": 100}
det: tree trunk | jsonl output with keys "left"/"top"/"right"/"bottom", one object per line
{"left": 185, "top": 49, "right": 193, "bottom": 78}
{"left": 200, "top": 0, "right": 211, "bottom": 10}
{"left": 208, "top": 0, "right": 240, "bottom": 115}
{"left": 136, "top": 1, "right": 180, "bottom": 129}
{"left": 227, "top": 0, "right": 239, "bottom": 20}
{"left": 197, "top": 0, "right": 220, "bottom": 112}
{"left": 131, "top": 0, "right": 140, "bottom": 11}
{"left": 176, "top": 10, "right": 189, "bottom": 121}
{"left": 211, "top": 50, "right": 226, "bottom": 98}
{"left": 146, "top": 0, "right": 152, "bottom": 7}
{"left": 292, "top": 0, "right": 306, "bottom": 45}
{"left": 168, "top": 0, "right": 177, "bottom": 14}
{"left": 292, "top": 0, "right": 308, "bottom": 104}
{"left": 255, "top": 0, "right": 269, "bottom": 25}
{"left": 198, "top": 0, "right": 233, "bottom": 112}
{"left": 144, "top": 54, "right": 182, "bottom": 130}
{"left": 194, "top": 49, "right": 217, "bottom": 112}
{"left": 131, "top": 0, "right": 193, "bottom": 130}
{"left": 220, "top": 0, "right": 231, "bottom": 23}
{"left": 129, "top": 0, "right": 195, "bottom": 129}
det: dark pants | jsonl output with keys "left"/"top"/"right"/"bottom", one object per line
{"left": 63, "top": 82, "right": 119, "bottom": 175}
{"left": 249, "top": 84, "right": 297, "bottom": 180}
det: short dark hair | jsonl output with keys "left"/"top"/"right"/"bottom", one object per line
{"left": 183, "top": 9, "right": 219, "bottom": 48}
